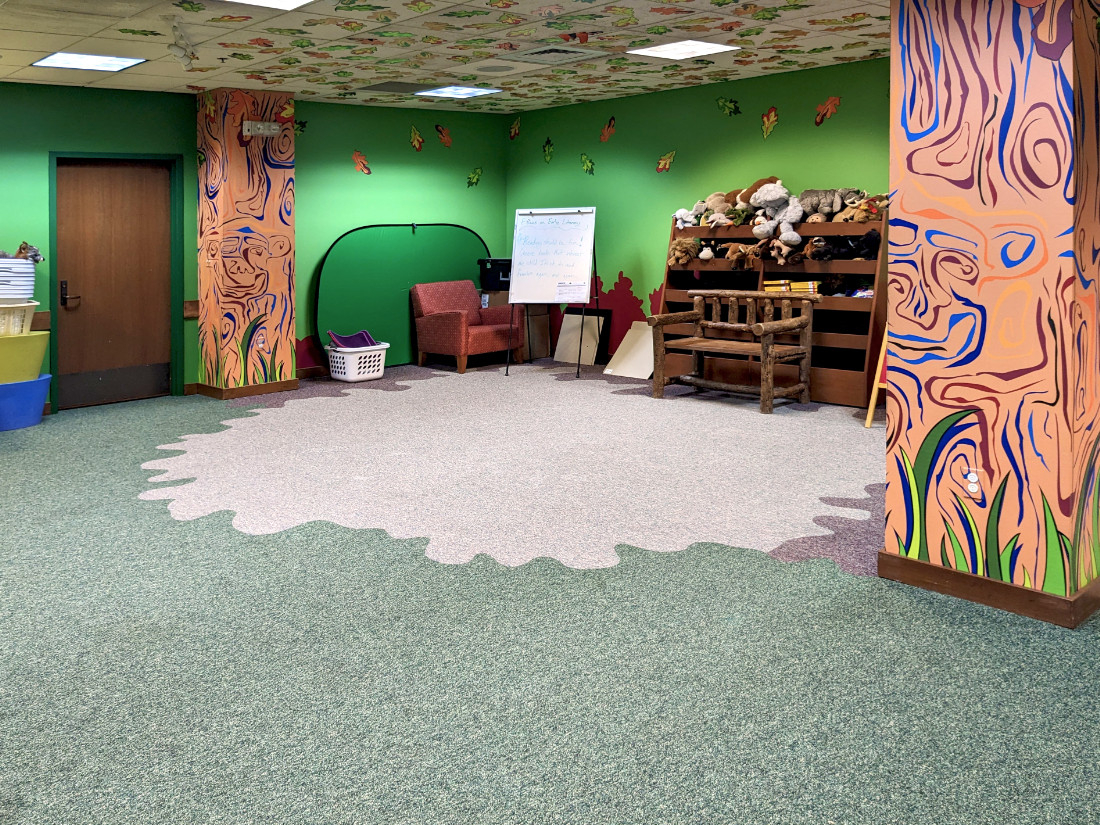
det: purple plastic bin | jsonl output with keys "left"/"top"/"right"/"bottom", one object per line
{"left": 328, "top": 329, "right": 378, "bottom": 349}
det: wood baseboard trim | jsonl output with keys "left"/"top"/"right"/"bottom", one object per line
{"left": 878, "top": 550, "right": 1100, "bottom": 628}
{"left": 296, "top": 365, "right": 329, "bottom": 379}
{"left": 190, "top": 379, "right": 299, "bottom": 400}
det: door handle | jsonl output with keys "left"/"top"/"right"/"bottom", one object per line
{"left": 60, "top": 280, "right": 81, "bottom": 308}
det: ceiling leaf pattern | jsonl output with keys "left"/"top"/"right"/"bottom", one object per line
{"left": 0, "top": 0, "right": 888, "bottom": 111}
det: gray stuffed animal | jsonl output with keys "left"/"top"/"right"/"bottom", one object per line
{"left": 750, "top": 181, "right": 804, "bottom": 245}
{"left": 797, "top": 187, "right": 866, "bottom": 217}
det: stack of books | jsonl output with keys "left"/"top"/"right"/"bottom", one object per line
{"left": 763, "top": 280, "right": 821, "bottom": 294}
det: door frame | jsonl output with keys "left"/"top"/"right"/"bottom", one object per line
{"left": 48, "top": 152, "right": 186, "bottom": 410}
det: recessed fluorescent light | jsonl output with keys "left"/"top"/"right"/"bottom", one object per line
{"left": 225, "top": 0, "right": 313, "bottom": 9}
{"left": 414, "top": 86, "right": 501, "bottom": 99}
{"left": 32, "top": 52, "right": 145, "bottom": 71}
{"left": 627, "top": 40, "right": 741, "bottom": 59}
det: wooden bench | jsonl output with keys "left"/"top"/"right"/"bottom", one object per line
{"left": 647, "top": 290, "right": 821, "bottom": 413}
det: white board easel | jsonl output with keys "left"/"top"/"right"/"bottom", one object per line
{"left": 508, "top": 207, "right": 599, "bottom": 378}
{"left": 508, "top": 208, "right": 596, "bottom": 305}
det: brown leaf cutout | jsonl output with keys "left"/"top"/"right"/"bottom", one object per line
{"left": 814, "top": 96, "right": 841, "bottom": 126}
{"left": 761, "top": 106, "right": 778, "bottom": 140}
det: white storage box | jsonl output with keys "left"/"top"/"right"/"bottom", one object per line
{"left": 0, "top": 300, "right": 39, "bottom": 335}
{"left": 325, "top": 342, "right": 389, "bottom": 382}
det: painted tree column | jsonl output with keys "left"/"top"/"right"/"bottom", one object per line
{"left": 197, "top": 88, "right": 296, "bottom": 391}
{"left": 886, "top": 0, "right": 1100, "bottom": 603}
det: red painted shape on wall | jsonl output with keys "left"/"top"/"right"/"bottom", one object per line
{"left": 545, "top": 272, "right": 650, "bottom": 357}
{"left": 649, "top": 286, "right": 664, "bottom": 317}
{"left": 296, "top": 336, "right": 326, "bottom": 370}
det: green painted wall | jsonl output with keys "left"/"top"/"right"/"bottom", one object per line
{"left": 294, "top": 102, "right": 508, "bottom": 352}
{"left": 0, "top": 58, "right": 888, "bottom": 381}
{"left": 0, "top": 83, "right": 199, "bottom": 382}
{"left": 504, "top": 59, "right": 890, "bottom": 309}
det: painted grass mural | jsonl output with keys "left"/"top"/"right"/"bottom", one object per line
{"left": 887, "top": 0, "right": 1099, "bottom": 594}
{"left": 197, "top": 88, "right": 295, "bottom": 388}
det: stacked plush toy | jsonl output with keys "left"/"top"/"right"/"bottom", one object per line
{"left": 666, "top": 181, "right": 889, "bottom": 293}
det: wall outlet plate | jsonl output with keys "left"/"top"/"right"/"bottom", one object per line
{"left": 242, "top": 120, "right": 281, "bottom": 137}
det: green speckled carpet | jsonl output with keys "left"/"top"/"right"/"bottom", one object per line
{"left": 2, "top": 390, "right": 1098, "bottom": 825}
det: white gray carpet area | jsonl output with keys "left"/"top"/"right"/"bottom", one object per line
{"left": 141, "top": 363, "right": 885, "bottom": 569}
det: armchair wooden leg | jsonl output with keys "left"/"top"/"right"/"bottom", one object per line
{"left": 417, "top": 351, "right": 427, "bottom": 367}
{"left": 512, "top": 348, "right": 524, "bottom": 365}
{"left": 457, "top": 355, "right": 468, "bottom": 374}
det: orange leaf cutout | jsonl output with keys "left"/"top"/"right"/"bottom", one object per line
{"left": 509, "top": 117, "right": 521, "bottom": 140}
{"left": 814, "top": 95, "right": 841, "bottom": 126}
{"left": 436, "top": 124, "right": 452, "bottom": 147}
{"left": 410, "top": 126, "right": 424, "bottom": 152}
{"left": 600, "top": 115, "right": 616, "bottom": 142}
{"left": 352, "top": 150, "right": 371, "bottom": 175}
{"left": 656, "top": 150, "right": 676, "bottom": 172}
{"left": 761, "top": 106, "right": 778, "bottom": 139}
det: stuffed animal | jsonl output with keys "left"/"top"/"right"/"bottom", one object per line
{"left": 769, "top": 237, "right": 801, "bottom": 266}
{"left": 798, "top": 187, "right": 866, "bottom": 218}
{"left": 838, "top": 194, "right": 890, "bottom": 223}
{"left": 673, "top": 208, "right": 698, "bottom": 230}
{"left": 805, "top": 212, "right": 827, "bottom": 223}
{"left": 704, "top": 191, "right": 731, "bottom": 213}
{"left": 673, "top": 208, "right": 695, "bottom": 229}
{"left": 667, "top": 237, "right": 700, "bottom": 267}
{"left": 698, "top": 244, "right": 715, "bottom": 261}
{"left": 819, "top": 272, "right": 845, "bottom": 295}
{"left": 748, "top": 239, "right": 771, "bottom": 268}
{"left": 0, "top": 242, "right": 44, "bottom": 263}
{"left": 728, "top": 205, "right": 754, "bottom": 226}
{"left": 829, "top": 237, "right": 859, "bottom": 260}
{"left": 852, "top": 229, "right": 881, "bottom": 259}
{"left": 750, "top": 181, "right": 805, "bottom": 245}
{"left": 806, "top": 236, "right": 833, "bottom": 262}
{"left": 704, "top": 210, "right": 734, "bottom": 228}
{"left": 727, "top": 176, "right": 779, "bottom": 211}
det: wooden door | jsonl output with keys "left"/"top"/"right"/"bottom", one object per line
{"left": 56, "top": 160, "right": 172, "bottom": 408}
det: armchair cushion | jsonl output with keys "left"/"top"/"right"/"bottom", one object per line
{"left": 468, "top": 317, "right": 524, "bottom": 356}
{"left": 479, "top": 304, "right": 520, "bottom": 326}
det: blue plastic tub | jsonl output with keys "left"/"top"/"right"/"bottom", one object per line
{"left": 0, "top": 373, "right": 51, "bottom": 431}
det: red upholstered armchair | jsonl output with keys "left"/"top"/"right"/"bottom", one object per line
{"left": 410, "top": 280, "right": 526, "bottom": 374}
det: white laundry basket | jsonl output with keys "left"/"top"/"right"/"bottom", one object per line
{"left": 325, "top": 342, "right": 389, "bottom": 382}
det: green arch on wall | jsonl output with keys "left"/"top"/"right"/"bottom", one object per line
{"left": 315, "top": 224, "right": 492, "bottom": 367}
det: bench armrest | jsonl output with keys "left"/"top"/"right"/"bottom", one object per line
{"left": 648, "top": 311, "right": 703, "bottom": 327}
{"left": 751, "top": 316, "right": 811, "bottom": 336}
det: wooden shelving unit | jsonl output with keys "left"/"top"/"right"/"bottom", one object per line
{"left": 658, "top": 217, "right": 888, "bottom": 407}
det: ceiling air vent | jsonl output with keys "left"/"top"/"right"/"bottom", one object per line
{"left": 471, "top": 62, "right": 521, "bottom": 73}
{"left": 358, "top": 81, "right": 440, "bottom": 94}
{"left": 508, "top": 45, "right": 599, "bottom": 65}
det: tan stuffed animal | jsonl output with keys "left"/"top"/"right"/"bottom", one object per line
{"left": 837, "top": 194, "right": 890, "bottom": 223}
{"left": 744, "top": 239, "right": 769, "bottom": 270}
{"left": 719, "top": 242, "right": 753, "bottom": 269}
{"left": 667, "top": 237, "right": 700, "bottom": 268}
